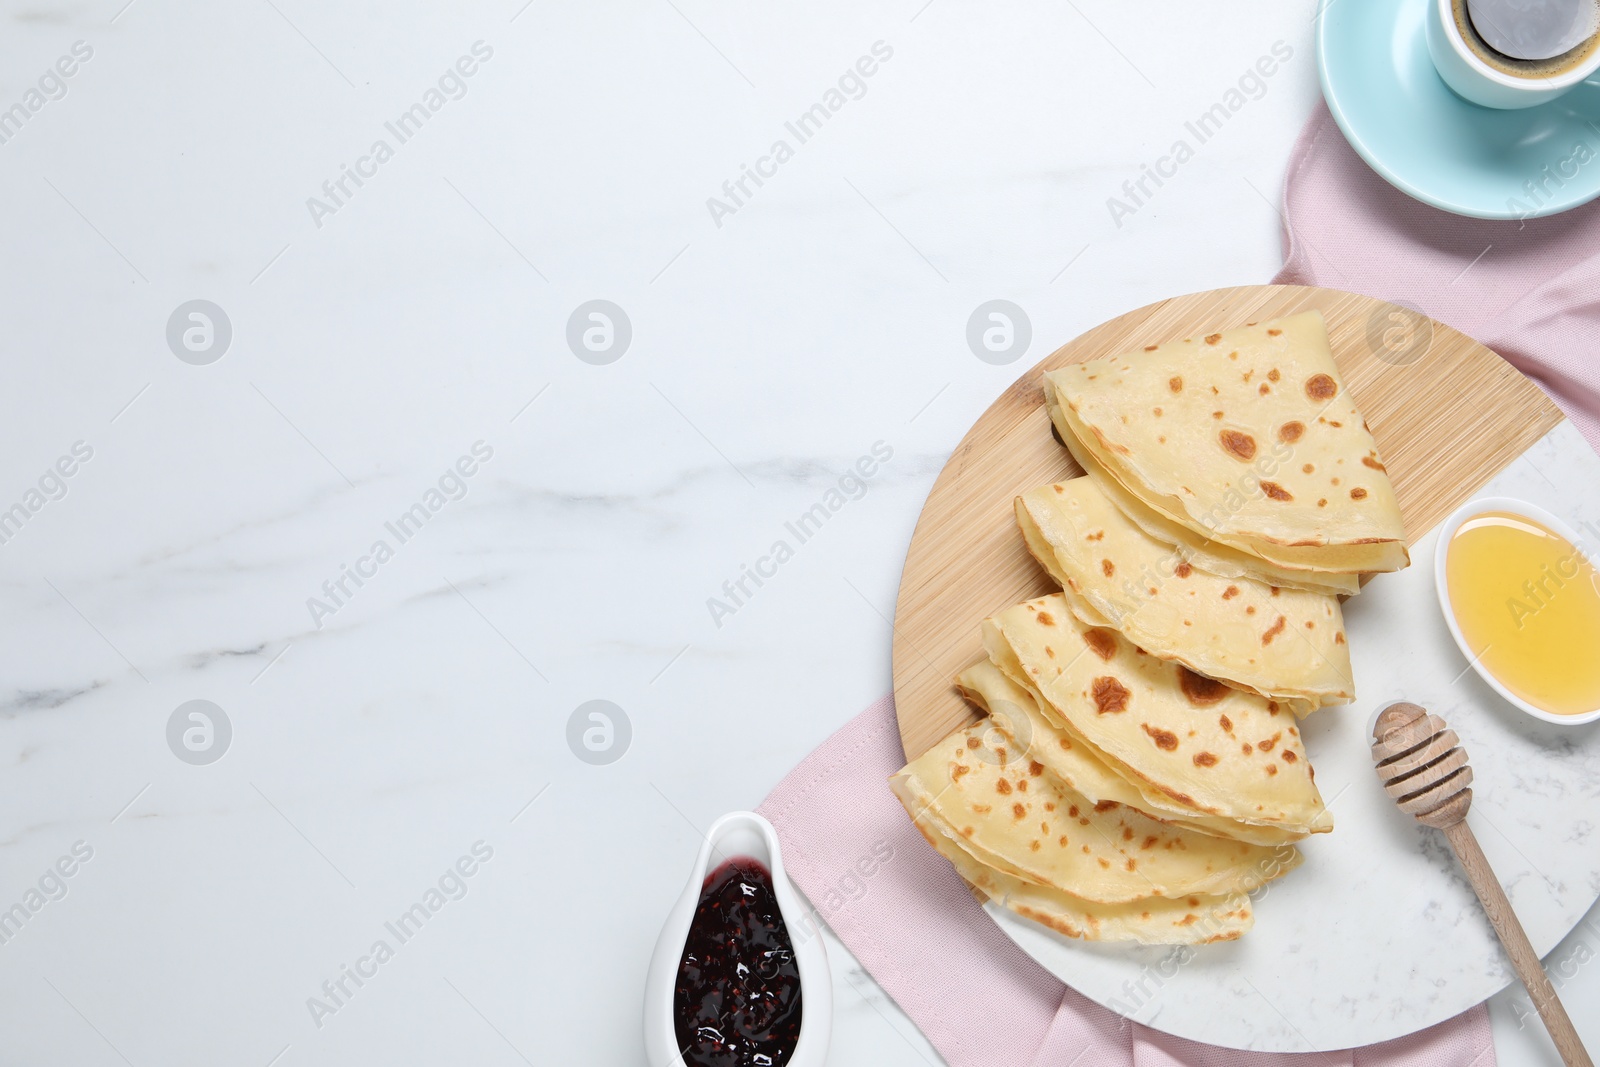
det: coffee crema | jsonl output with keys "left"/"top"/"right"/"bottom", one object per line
{"left": 1452, "top": 0, "right": 1600, "bottom": 77}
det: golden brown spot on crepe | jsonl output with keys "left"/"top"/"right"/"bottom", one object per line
{"left": 1266, "top": 764, "right": 1279, "bottom": 776}
{"left": 1335, "top": 632, "right": 1346, "bottom": 645}
{"left": 1141, "top": 835, "right": 1159, "bottom": 850}
{"left": 1228, "top": 351, "right": 1239, "bottom": 361}
{"left": 1028, "top": 761, "right": 1044, "bottom": 777}
{"left": 1126, "top": 857, "right": 1138, "bottom": 872}
{"left": 1045, "top": 646, "right": 1056, "bottom": 659}
{"left": 1242, "top": 742, "right": 1253, "bottom": 755}
{"left": 1212, "top": 410, "right": 1224, "bottom": 419}
{"left": 1243, "top": 369, "right": 1254, "bottom": 383}
{"left": 1211, "top": 385, "right": 1220, "bottom": 393}
{"left": 962, "top": 826, "right": 974, "bottom": 837}
{"left": 1148, "top": 587, "right": 1158, "bottom": 595}
{"left": 1268, "top": 701, "right": 1280, "bottom": 716}
{"left": 1082, "top": 628, "right": 1118, "bottom": 661}
{"left": 1268, "top": 368, "right": 1281, "bottom": 381}
{"left": 1267, "top": 328, "right": 1282, "bottom": 337}
{"left": 1220, "top": 430, "right": 1257, "bottom": 461}
{"left": 1222, "top": 585, "right": 1239, "bottom": 600}
{"left": 1305, "top": 620, "right": 1315, "bottom": 629}
{"left": 1178, "top": 667, "right": 1229, "bottom": 707}
{"left": 1144, "top": 344, "right": 1158, "bottom": 351}
{"left": 1259, "top": 383, "right": 1271, "bottom": 395}
{"left": 1262, "top": 616, "right": 1287, "bottom": 645}
{"left": 1351, "top": 487, "right": 1368, "bottom": 499}
{"left": 1270, "top": 586, "right": 1280, "bottom": 597}
{"left": 996, "top": 778, "right": 1014, "bottom": 795}
{"left": 1058, "top": 738, "right": 1073, "bottom": 752}
{"left": 965, "top": 737, "right": 980, "bottom": 749}
{"left": 1245, "top": 605, "right": 1256, "bottom": 615}
{"left": 1363, "top": 455, "right": 1387, "bottom": 471}
{"left": 1101, "top": 558, "right": 1115, "bottom": 577}
{"left": 1259, "top": 734, "right": 1278, "bottom": 752}
{"left": 1279, "top": 421, "right": 1305, "bottom": 444}
{"left": 1169, "top": 376, "right": 1183, "bottom": 392}
{"left": 1141, "top": 723, "right": 1179, "bottom": 751}
{"left": 1331, "top": 476, "right": 1341, "bottom": 486}
{"left": 1205, "top": 333, "right": 1222, "bottom": 344}
{"left": 1282, "top": 750, "right": 1298, "bottom": 763}
{"left": 1261, "top": 481, "right": 1293, "bottom": 501}
{"left": 1328, "top": 419, "right": 1343, "bottom": 427}
{"left": 1306, "top": 373, "right": 1337, "bottom": 400}
{"left": 1153, "top": 407, "right": 1163, "bottom": 417}
{"left": 1318, "top": 498, "right": 1328, "bottom": 507}
{"left": 1012, "top": 803, "right": 1026, "bottom": 818}
{"left": 1092, "top": 676, "right": 1131, "bottom": 714}
{"left": 952, "top": 764, "right": 970, "bottom": 780}
{"left": 1174, "top": 561, "right": 1193, "bottom": 578}
{"left": 1045, "top": 801, "right": 1056, "bottom": 812}
{"left": 1098, "top": 857, "right": 1111, "bottom": 869}
{"left": 1303, "top": 463, "right": 1315, "bottom": 474}
{"left": 1194, "top": 751, "right": 1218, "bottom": 767}
{"left": 1030, "top": 840, "right": 1041, "bottom": 852}
{"left": 973, "top": 804, "right": 991, "bottom": 813}
{"left": 1158, "top": 435, "right": 1166, "bottom": 443}
{"left": 1058, "top": 835, "right": 1068, "bottom": 847}
{"left": 1036, "top": 611, "right": 1055, "bottom": 626}
{"left": 1219, "top": 713, "right": 1233, "bottom": 733}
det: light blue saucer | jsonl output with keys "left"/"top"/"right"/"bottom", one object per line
{"left": 1318, "top": 0, "right": 1600, "bottom": 218}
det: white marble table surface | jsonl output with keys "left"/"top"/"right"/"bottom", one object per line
{"left": 0, "top": 1, "right": 1593, "bottom": 1064}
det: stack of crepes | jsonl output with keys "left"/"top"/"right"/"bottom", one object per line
{"left": 892, "top": 311, "right": 1409, "bottom": 945}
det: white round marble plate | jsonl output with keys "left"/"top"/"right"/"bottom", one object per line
{"left": 983, "top": 421, "right": 1600, "bottom": 1052}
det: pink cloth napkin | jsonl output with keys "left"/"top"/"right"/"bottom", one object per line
{"left": 749, "top": 101, "right": 1600, "bottom": 1065}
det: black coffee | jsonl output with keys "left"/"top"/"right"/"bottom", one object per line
{"left": 1452, "top": 0, "right": 1600, "bottom": 76}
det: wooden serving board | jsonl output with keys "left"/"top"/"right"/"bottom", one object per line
{"left": 892, "top": 284, "right": 1563, "bottom": 760}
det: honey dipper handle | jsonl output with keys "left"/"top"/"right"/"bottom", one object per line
{"left": 1442, "top": 821, "right": 1593, "bottom": 1067}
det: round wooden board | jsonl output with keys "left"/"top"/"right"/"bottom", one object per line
{"left": 891, "top": 284, "right": 1563, "bottom": 761}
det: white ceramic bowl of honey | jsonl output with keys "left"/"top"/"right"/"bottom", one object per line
{"left": 1434, "top": 496, "right": 1600, "bottom": 725}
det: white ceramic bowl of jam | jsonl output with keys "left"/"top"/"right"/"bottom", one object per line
{"left": 1435, "top": 496, "right": 1600, "bottom": 725}
{"left": 643, "top": 810, "right": 831, "bottom": 1067}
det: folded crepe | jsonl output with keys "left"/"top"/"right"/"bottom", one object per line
{"left": 957, "top": 661, "right": 1304, "bottom": 845}
{"left": 1051, "top": 423, "right": 1359, "bottom": 597}
{"left": 984, "top": 594, "right": 1334, "bottom": 836}
{"left": 891, "top": 722, "right": 1299, "bottom": 904}
{"left": 1044, "top": 310, "right": 1408, "bottom": 576}
{"left": 897, "top": 788, "right": 1256, "bottom": 944}
{"left": 1016, "top": 478, "right": 1354, "bottom": 714}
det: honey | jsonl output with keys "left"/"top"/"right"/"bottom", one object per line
{"left": 1444, "top": 510, "right": 1600, "bottom": 717}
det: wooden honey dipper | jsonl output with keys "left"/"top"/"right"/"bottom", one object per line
{"left": 1373, "top": 702, "right": 1593, "bottom": 1067}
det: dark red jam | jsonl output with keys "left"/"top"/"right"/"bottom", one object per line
{"left": 673, "top": 857, "right": 803, "bottom": 1067}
